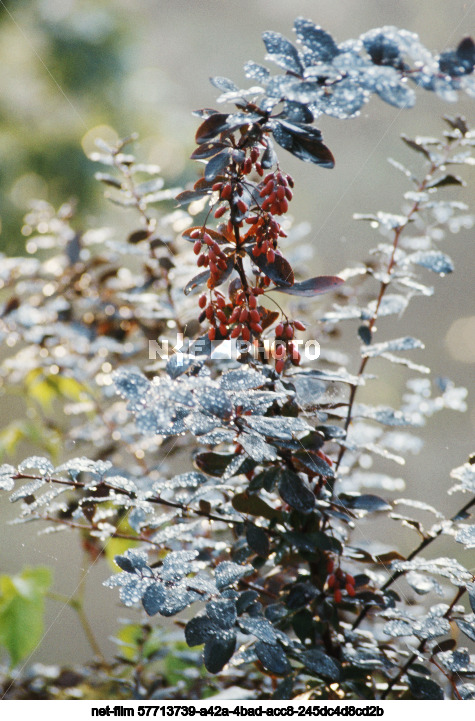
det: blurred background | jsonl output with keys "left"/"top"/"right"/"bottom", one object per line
{"left": 0, "top": 0, "right": 474, "bottom": 666}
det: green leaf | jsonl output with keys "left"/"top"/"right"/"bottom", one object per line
{"left": 0, "top": 567, "right": 52, "bottom": 666}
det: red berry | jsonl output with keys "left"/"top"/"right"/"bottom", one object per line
{"left": 334, "top": 589, "right": 342, "bottom": 604}
{"left": 242, "top": 326, "right": 250, "bottom": 342}
{"left": 275, "top": 359, "right": 285, "bottom": 374}
{"left": 237, "top": 199, "right": 248, "bottom": 214}
{"left": 219, "top": 323, "right": 228, "bottom": 336}
{"left": 275, "top": 323, "right": 284, "bottom": 338}
{"left": 239, "top": 308, "right": 249, "bottom": 323}
{"left": 208, "top": 327, "right": 216, "bottom": 341}
{"left": 206, "top": 305, "right": 214, "bottom": 320}
{"left": 248, "top": 294, "right": 257, "bottom": 309}
{"left": 214, "top": 205, "right": 227, "bottom": 219}
{"left": 327, "top": 559, "right": 334, "bottom": 574}
{"left": 251, "top": 322, "right": 263, "bottom": 333}
{"left": 212, "top": 182, "right": 223, "bottom": 192}
{"left": 250, "top": 309, "right": 260, "bottom": 323}
{"left": 198, "top": 294, "right": 207, "bottom": 309}
{"left": 346, "top": 574, "right": 355, "bottom": 586}
{"left": 294, "top": 320, "right": 306, "bottom": 331}
{"left": 231, "top": 326, "right": 241, "bottom": 338}
{"left": 327, "top": 573, "right": 336, "bottom": 589}
{"left": 285, "top": 325, "right": 294, "bottom": 340}
{"left": 266, "top": 248, "right": 275, "bottom": 263}
{"left": 255, "top": 162, "right": 263, "bottom": 176}
{"left": 221, "top": 183, "right": 232, "bottom": 200}
{"left": 346, "top": 584, "right": 356, "bottom": 597}
{"left": 193, "top": 240, "right": 202, "bottom": 255}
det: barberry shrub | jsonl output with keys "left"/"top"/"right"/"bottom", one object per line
{"left": 1, "top": 19, "right": 475, "bottom": 700}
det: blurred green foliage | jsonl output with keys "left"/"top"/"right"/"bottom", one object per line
{"left": 0, "top": 0, "right": 191, "bottom": 254}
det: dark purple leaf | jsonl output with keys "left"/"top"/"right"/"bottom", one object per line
{"left": 248, "top": 249, "right": 294, "bottom": 287}
{"left": 278, "top": 470, "right": 315, "bottom": 514}
{"left": 246, "top": 525, "right": 270, "bottom": 558}
{"left": 184, "top": 270, "right": 211, "bottom": 296}
{"left": 294, "top": 18, "right": 339, "bottom": 62}
{"left": 275, "top": 275, "right": 343, "bottom": 296}
{"left": 175, "top": 187, "right": 212, "bottom": 207}
{"left": 203, "top": 634, "right": 236, "bottom": 673}
{"left": 272, "top": 121, "right": 335, "bottom": 168}
{"left": 204, "top": 149, "right": 232, "bottom": 181}
{"left": 255, "top": 641, "right": 290, "bottom": 675}
{"left": 190, "top": 141, "right": 229, "bottom": 160}
{"left": 262, "top": 31, "right": 303, "bottom": 75}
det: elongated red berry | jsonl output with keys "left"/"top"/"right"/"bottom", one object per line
{"left": 214, "top": 205, "right": 227, "bottom": 219}
{"left": 208, "top": 327, "right": 216, "bottom": 341}
{"left": 294, "top": 320, "right": 306, "bottom": 331}
{"left": 248, "top": 294, "right": 257, "bottom": 309}
{"left": 327, "top": 573, "right": 336, "bottom": 589}
{"left": 275, "top": 359, "right": 285, "bottom": 374}
{"left": 334, "top": 589, "right": 342, "bottom": 604}
{"left": 193, "top": 240, "right": 202, "bottom": 255}
{"left": 346, "top": 584, "right": 356, "bottom": 597}
{"left": 221, "top": 183, "right": 232, "bottom": 200}
{"left": 199, "top": 294, "right": 207, "bottom": 309}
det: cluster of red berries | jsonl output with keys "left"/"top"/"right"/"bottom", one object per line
{"left": 259, "top": 171, "right": 293, "bottom": 216}
{"left": 212, "top": 146, "right": 267, "bottom": 222}
{"left": 273, "top": 321, "right": 305, "bottom": 373}
{"left": 191, "top": 229, "right": 229, "bottom": 289}
{"left": 326, "top": 559, "right": 356, "bottom": 604}
{"left": 246, "top": 214, "right": 286, "bottom": 263}
{"left": 199, "top": 287, "right": 265, "bottom": 342}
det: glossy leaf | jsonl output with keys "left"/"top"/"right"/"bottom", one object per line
{"left": 275, "top": 275, "right": 344, "bottom": 296}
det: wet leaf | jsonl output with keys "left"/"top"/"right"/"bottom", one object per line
{"left": 262, "top": 31, "right": 303, "bottom": 75}
{"left": 294, "top": 18, "right": 339, "bottom": 62}
{"left": 407, "top": 250, "right": 454, "bottom": 275}
{"left": 249, "top": 249, "right": 294, "bottom": 287}
{"left": 255, "top": 641, "right": 290, "bottom": 675}
{"left": 408, "top": 674, "right": 444, "bottom": 700}
{"left": 302, "top": 649, "right": 341, "bottom": 681}
{"left": 215, "top": 561, "right": 253, "bottom": 590}
{"left": 456, "top": 618, "right": 475, "bottom": 643}
{"left": 275, "top": 275, "right": 344, "bottom": 296}
{"left": 203, "top": 634, "right": 236, "bottom": 673}
{"left": 278, "top": 469, "right": 315, "bottom": 513}
{"left": 246, "top": 525, "right": 270, "bottom": 558}
{"left": 232, "top": 492, "right": 282, "bottom": 523}
{"left": 339, "top": 494, "right": 391, "bottom": 513}
{"left": 272, "top": 121, "right": 335, "bottom": 168}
